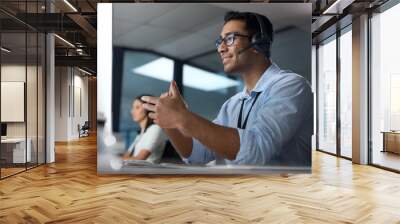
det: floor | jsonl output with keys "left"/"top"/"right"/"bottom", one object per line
{"left": 1, "top": 163, "right": 43, "bottom": 178}
{"left": 0, "top": 167, "right": 25, "bottom": 177}
{"left": 0, "top": 135, "right": 400, "bottom": 223}
{"left": 372, "top": 150, "right": 400, "bottom": 171}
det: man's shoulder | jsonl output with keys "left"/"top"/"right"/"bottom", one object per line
{"left": 273, "top": 68, "right": 306, "bottom": 81}
{"left": 271, "top": 68, "right": 310, "bottom": 88}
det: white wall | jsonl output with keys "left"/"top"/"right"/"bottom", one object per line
{"left": 55, "top": 67, "right": 89, "bottom": 141}
{"left": 73, "top": 72, "right": 89, "bottom": 138}
{"left": 1, "top": 65, "right": 38, "bottom": 137}
{"left": 1, "top": 63, "right": 46, "bottom": 163}
{"left": 1, "top": 65, "right": 27, "bottom": 140}
{"left": 55, "top": 67, "right": 68, "bottom": 141}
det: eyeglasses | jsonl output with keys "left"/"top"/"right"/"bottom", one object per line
{"left": 215, "top": 32, "right": 250, "bottom": 49}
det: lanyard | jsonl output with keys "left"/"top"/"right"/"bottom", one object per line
{"left": 237, "top": 92, "right": 261, "bottom": 129}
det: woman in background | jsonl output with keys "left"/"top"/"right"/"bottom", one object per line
{"left": 122, "top": 95, "right": 167, "bottom": 163}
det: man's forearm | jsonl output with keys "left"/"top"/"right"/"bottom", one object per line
{"left": 163, "top": 128, "right": 193, "bottom": 158}
{"left": 178, "top": 111, "right": 240, "bottom": 160}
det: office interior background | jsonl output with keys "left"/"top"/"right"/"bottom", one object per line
{"left": 105, "top": 3, "right": 311, "bottom": 170}
{"left": 0, "top": 0, "right": 400, "bottom": 223}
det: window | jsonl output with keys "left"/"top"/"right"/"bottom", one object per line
{"left": 339, "top": 27, "right": 352, "bottom": 158}
{"left": 371, "top": 2, "right": 400, "bottom": 171}
{"left": 317, "top": 36, "right": 337, "bottom": 154}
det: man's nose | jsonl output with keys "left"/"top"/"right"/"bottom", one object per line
{"left": 217, "top": 42, "right": 228, "bottom": 54}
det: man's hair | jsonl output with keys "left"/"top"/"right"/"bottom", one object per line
{"left": 224, "top": 11, "right": 274, "bottom": 57}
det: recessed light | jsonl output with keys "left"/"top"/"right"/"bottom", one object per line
{"left": 63, "top": 0, "right": 78, "bottom": 12}
{"left": 1, "top": 47, "right": 11, "bottom": 53}
{"left": 54, "top": 34, "right": 75, "bottom": 48}
{"left": 78, "top": 67, "right": 93, "bottom": 76}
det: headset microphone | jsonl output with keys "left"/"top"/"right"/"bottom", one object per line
{"left": 237, "top": 43, "right": 255, "bottom": 55}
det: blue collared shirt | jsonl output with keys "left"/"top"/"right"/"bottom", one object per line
{"left": 184, "top": 63, "right": 313, "bottom": 166}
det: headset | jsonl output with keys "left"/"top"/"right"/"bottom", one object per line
{"left": 238, "top": 13, "right": 272, "bottom": 57}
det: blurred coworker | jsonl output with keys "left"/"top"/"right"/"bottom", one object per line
{"left": 122, "top": 95, "right": 167, "bottom": 163}
{"left": 142, "top": 11, "right": 313, "bottom": 166}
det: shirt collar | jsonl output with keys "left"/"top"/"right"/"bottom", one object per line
{"left": 238, "top": 62, "right": 280, "bottom": 100}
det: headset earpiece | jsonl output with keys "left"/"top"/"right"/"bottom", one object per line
{"left": 250, "top": 13, "right": 271, "bottom": 57}
{"left": 237, "top": 13, "right": 272, "bottom": 56}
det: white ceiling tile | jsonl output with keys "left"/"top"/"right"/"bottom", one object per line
{"left": 155, "top": 33, "right": 215, "bottom": 59}
{"left": 113, "top": 3, "right": 177, "bottom": 24}
{"left": 113, "top": 20, "right": 142, "bottom": 40}
{"left": 114, "top": 25, "right": 178, "bottom": 49}
{"left": 149, "top": 4, "right": 226, "bottom": 32}
{"left": 195, "top": 18, "right": 225, "bottom": 39}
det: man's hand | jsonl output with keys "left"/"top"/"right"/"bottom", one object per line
{"left": 142, "top": 81, "right": 189, "bottom": 129}
{"left": 142, "top": 81, "right": 240, "bottom": 161}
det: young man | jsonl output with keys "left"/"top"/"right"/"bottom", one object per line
{"left": 142, "top": 11, "right": 313, "bottom": 166}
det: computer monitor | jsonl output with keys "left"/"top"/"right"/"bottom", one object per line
{"left": 1, "top": 123, "right": 7, "bottom": 137}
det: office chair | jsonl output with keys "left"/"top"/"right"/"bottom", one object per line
{"left": 160, "top": 140, "right": 184, "bottom": 164}
{"left": 79, "top": 121, "right": 90, "bottom": 138}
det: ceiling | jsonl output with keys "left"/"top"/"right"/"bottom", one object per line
{"left": 112, "top": 3, "right": 310, "bottom": 61}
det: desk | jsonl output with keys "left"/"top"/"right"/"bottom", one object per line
{"left": 382, "top": 131, "right": 400, "bottom": 154}
{"left": 1, "top": 138, "right": 31, "bottom": 163}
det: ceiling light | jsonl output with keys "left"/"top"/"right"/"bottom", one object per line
{"left": 1, "top": 47, "right": 11, "bottom": 53}
{"left": 133, "top": 57, "right": 174, "bottom": 82}
{"left": 183, "top": 65, "right": 240, "bottom": 91}
{"left": 323, "top": 0, "right": 341, "bottom": 14}
{"left": 133, "top": 57, "right": 240, "bottom": 92}
{"left": 54, "top": 34, "right": 75, "bottom": 48}
{"left": 78, "top": 67, "right": 93, "bottom": 76}
{"left": 63, "top": 0, "right": 78, "bottom": 12}
{"left": 322, "top": 0, "right": 354, "bottom": 15}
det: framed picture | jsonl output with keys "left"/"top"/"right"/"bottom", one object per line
{"left": 98, "top": 3, "right": 312, "bottom": 174}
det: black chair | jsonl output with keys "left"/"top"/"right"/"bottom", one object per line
{"left": 160, "top": 141, "right": 184, "bottom": 164}
{"left": 79, "top": 121, "right": 90, "bottom": 138}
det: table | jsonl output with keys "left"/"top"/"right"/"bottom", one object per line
{"left": 1, "top": 138, "right": 32, "bottom": 163}
{"left": 381, "top": 131, "right": 400, "bottom": 154}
